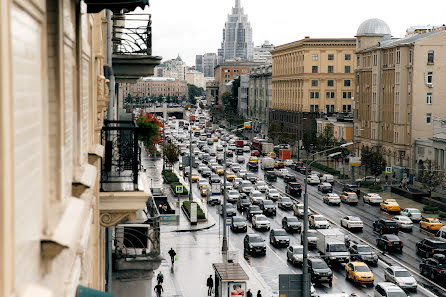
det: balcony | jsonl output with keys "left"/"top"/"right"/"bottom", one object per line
{"left": 112, "top": 13, "right": 162, "bottom": 83}
{"left": 84, "top": 0, "right": 149, "bottom": 13}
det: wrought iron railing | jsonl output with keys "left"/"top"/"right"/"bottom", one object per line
{"left": 112, "top": 13, "right": 152, "bottom": 55}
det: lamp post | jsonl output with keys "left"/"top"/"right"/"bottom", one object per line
{"left": 302, "top": 143, "right": 352, "bottom": 297}
{"left": 351, "top": 97, "right": 356, "bottom": 184}
{"left": 222, "top": 136, "right": 228, "bottom": 252}
{"left": 189, "top": 122, "right": 193, "bottom": 201}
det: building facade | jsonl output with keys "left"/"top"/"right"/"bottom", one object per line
{"left": 155, "top": 55, "right": 187, "bottom": 80}
{"left": 253, "top": 41, "right": 274, "bottom": 64}
{"left": 354, "top": 18, "right": 446, "bottom": 169}
{"left": 316, "top": 116, "right": 353, "bottom": 142}
{"left": 195, "top": 53, "right": 218, "bottom": 77}
{"left": 186, "top": 70, "right": 206, "bottom": 89}
{"left": 218, "top": 0, "right": 254, "bottom": 62}
{"left": 120, "top": 77, "right": 188, "bottom": 99}
{"left": 249, "top": 64, "right": 272, "bottom": 134}
{"left": 238, "top": 75, "right": 250, "bottom": 118}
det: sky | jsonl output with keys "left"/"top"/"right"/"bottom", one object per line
{"left": 144, "top": 0, "right": 446, "bottom": 66}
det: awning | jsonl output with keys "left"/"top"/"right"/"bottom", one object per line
{"left": 212, "top": 263, "right": 249, "bottom": 281}
{"left": 84, "top": 0, "right": 149, "bottom": 14}
{"left": 76, "top": 286, "right": 116, "bottom": 297}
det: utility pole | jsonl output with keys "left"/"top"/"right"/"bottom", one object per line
{"left": 297, "top": 108, "right": 301, "bottom": 161}
{"left": 351, "top": 98, "right": 356, "bottom": 184}
{"left": 222, "top": 137, "right": 228, "bottom": 252}
{"left": 302, "top": 167, "right": 310, "bottom": 297}
{"left": 189, "top": 123, "right": 193, "bottom": 201}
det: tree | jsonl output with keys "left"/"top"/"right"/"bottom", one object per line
{"left": 161, "top": 141, "right": 180, "bottom": 171}
{"left": 125, "top": 93, "right": 132, "bottom": 104}
{"left": 361, "top": 147, "right": 386, "bottom": 183}
{"left": 418, "top": 159, "right": 446, "bottom": 206}
{"left": 199, "top": 102, "right": 205, "bottom": 109}
{"left": 316, "top": 125, "right": 336, "bottom": 152}
{"left": 187, "top": 83, "right": 204, "bottom": 100}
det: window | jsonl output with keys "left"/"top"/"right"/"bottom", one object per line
{"left": 345, "top": 66, "right": 351, "bottom": 73}
{"left": 224, "top": 74, "right": 230, "bottom": 78}
{"left": 427, "top": 92, "right": 432, "bottom": 104}
{"left": 427, "top": 72, "right": 433, "bottom": 84}
{"left": 373, "top": 74, "right": 377, "bottom": 86}
{"left": 310, "top": 92, "right": 315, "bottom": 99}
{"left": 311, "top": 80, "right": 318, "bottom": 87}
{"left": 357, "top": 56, "right": 360, "bottom": 67}
{"left": 394, "top": 131, "right": 399, "bottom": 143}
{"left": 224, "top": 69, "right": 230, "bottom": 73}
{"left": 326, "top": 92, "right": 330, "bottom": 99}
{"left": 312, "top": 66, "right": 318, "bottom": 73}
{"left": 409, "top": 50, "right": 413, "bottom": 64}
{"left": 345, "top": 54, "right": 351, "bottom": 60}
{"left": 234, "top": 69, "right": 239, "bottom": 73}
{"left": 343, "top": 105, "right": 347, "bottom": 112}
{"left": 328, "top": 54, "right": 334, "bottom": 60}
{"left": 328, "top": 66, "right": 334, "bottom": 73}
{"left": 395, "top": 92, "right": 400, "bottom": 104}
{"left": 394, "top": 111, "right": 399, "bottom": 123}
{"left": 312, "top": 54, "right": 318, "bottom": 61}
{"left": 242, "top": 69, "right": 248, "bottom": 73}
{"left": 326, "top": 91, "right": 335, "bottom": 99}
{"left": 327, "top": 80, "right": 334, "bottom": 87}
{"left": 427, "top": 113, "right": 432, "bottom": 124}
{"left": 428, "top": 50, "right": 434, "bottom": 64}
{"left": 344, "top": 80, "right": 351, "bottom": 87}
{"left": 331, "top": 105, "right": 335, "bottom": 113}
{"left": 310, "top": 105, "right": 315, "bottom": 112}
{"left": 331, "top": 92, "right": 335, "bottom": 99}
{"left": 347, "top": 105, "right": 352, "bottom": 112}
{"left": 315, "top": 105, "right": 319, "bottom": 112}
{"left": 396, "top": 50, "right": 401, "bottom": 64}
{"left": 395, "top": 72, "right": 400, "bottom": 84}
{"left": 373, "top": 54, "right": 377, "bottom": 66}
{"left": 358, "top": 40, "right": 361, "bottom": 48}
{"left": 326, "top": 105, "right": 330, "bottom": 113}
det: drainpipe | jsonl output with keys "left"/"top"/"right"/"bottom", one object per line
{"left": 106, "top": 10, "right": 115, "bottom": 121}
{"left": 408, "top": 44, "right": 414, "bottom": 183}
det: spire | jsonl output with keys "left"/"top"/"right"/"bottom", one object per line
{"left": 235, "top": 0, "right": 241, "bottom": 9}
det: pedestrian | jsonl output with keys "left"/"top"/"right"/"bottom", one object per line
{"left": 154, "top": 282, "right": 163, "bottom": 297}
{"left": 206, "top": 275, "right": 214, "bottom": 296}
{"left": 156, "top": 271, "right": 164, "bottom": 284}
{"left": 246, "top": 289, "right": 252, "bottom": 297}
{"left": 257, "top": 290, "right": 262, "bottom": 297}
{"left": 168, "top": 248, "right": 176, "bottom": 265}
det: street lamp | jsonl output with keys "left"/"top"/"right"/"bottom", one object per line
{"left": 189, "top": 120, "right": 193, "bottom": 201}
{"left": 301, "top": 143, "right": 351, "bottom": 297}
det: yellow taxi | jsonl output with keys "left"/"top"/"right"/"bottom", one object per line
{"left": 213, "top": 137, "right": 218, "bottom": 142}
{"left": 420, "top": 217, "right": 444, "bottom": 232}
{"left": 380, "top": 199, "right": 401, "bottom": 212}
{"left": 216, "top": 166, "right": 224, "bottom": 175}
{"left": 274, "top": 161, "right": 284, "bottom": 168}
{"left": 249, "top": 156, "right": 259, "bottom": 163}
{"left": 226, "top": 171, "right": 236, "bottom": 181}
{"left": 200, "top": 184, "right": 211, "bottom": 196}
{"left": 191, "top": 173, "right": 200, "bottom": 183}
{"left": 267, "top": 152, "right": 277, "bottom": 158}
{"left": 192, "top": 126, "right": 198, "bottom": 130}
{"left": 345, "top": 261, "right": 374, "bottom": 286}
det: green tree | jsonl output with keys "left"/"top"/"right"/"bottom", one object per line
{"left": 161, "top": 141, "right": 180, "bottom": 171}
{"left": 418, "top": 159, "right": 446, "bottom": 206}
{"left": 361, "top": 147, "right": 386, "bottom": 183}
{"left": 125, "top": 93, "right": 132, "bottom": 104}
{"left": 187, "top": 84, "right": 204, "bottom": 100}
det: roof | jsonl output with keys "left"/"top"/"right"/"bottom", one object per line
{"left": 359, "top": 31, "right": 445, "bottom": 52}
{"left": 212, "top": 263, "right": 249, "bottom": 281}
{"left": 356, "top": 18, "right": 391, "bottom": 37}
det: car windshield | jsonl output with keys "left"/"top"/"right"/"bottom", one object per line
{"left": 387, "top": 292, "right": 407, "bottom": 297}
{"left": 431, "top": 219, "right": 441, "bottom": 223}
{"left": 314, "top": 216, "right": 326, "bottom": 221}
{"left": 229, "top": 191, "right": 238, "bottom": 195}
{"left": 293, "top": 247, "right": 303, "bottom": 254}
{"left": 394, "top": 270, "right": 411, "bottom": 277}
{"left": 253, "top": 192, "right": 263, "bottom": 198}
{"left": 357, "top": 246, "right": 372, "bottom": 253}
{"left": 250, "top": 236, "right": 263, "bottom": 243}
{"left": 250, "top": 205, "right": 260, "bottom": 211}
{"left": 433, "top": 242, "right": 446, "bottom": 249}
{"left": 282, "top": 197, "right": 292, "bottom": 203}
{"left": 287, "top": 217, "right": 298, "bottom": 222}
{"left": 233, "top": 217, "right": 244, "bottom": 223}
{"left": 349, "top": 185, "right": 359, "bottom": 189}
{"left": 385, "top": 235, "right": 400, "bottom": 241}
{"left": 269, "top": 189, "right": 278, "bottom": 194}
{"left": 257, "top": 181, "right": 266, "bottom": 186}
{"left": 312, "top": 261, "right": 328, "bottom": 269}
{"left": 349, "top": 217, "right": 361, "bottom": 221}
{"left": 329, "top": 243, "right": 347, "bottom": 252}
{"left": 247, "top": 174, "right": 255, "bottom": 178}
{"left": 397, "top": 216, "right": 411, "bottom": 222}
{"left": 256, "top": 216, "right": 267, "bottom": 221}
{"left": 410, "top": 209, "right": 421, "bottom": 213}
{"left": 242, "top": 182, "right": 252, "bottom": 187}
{"left": 355, "top": 266, "right": 370, "bottom": 272}
{"left": 275, "top": 230, "right": 287, "bottom": 236}
{"left": 263, "top": 200, "right": 273, "bottom": 205}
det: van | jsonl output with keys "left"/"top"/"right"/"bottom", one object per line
{"left": 436, "top": 226, "right": 446, "bottom": 240}
{"left": 320, "top": 174, "right": 334, "bottom": 184}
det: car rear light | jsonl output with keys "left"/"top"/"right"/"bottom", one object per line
{"left": 383, "top": 226, "right": 388, "bottom": 228}
{"left": 432, "top": 249, "right": 436, "bottom": 253}
{"left": 388, "top": 242, "right": 393, "bottom": 245}
{"left": 400, "top": 241, "right": 403, "bottom": 246}
{"left": 437, "top": 270, "right": 443, "bottom": 273}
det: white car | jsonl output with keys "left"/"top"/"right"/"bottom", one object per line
{"left": 392, "top": 216, "right": 413, "bottom": 231}
{"left": 216, "top": 145, "right": 223, "bottom": 151}
{"left": 227, "top": 190, "right": 241, "bottom": 203}
{"left": 340, "top": 216, "right": 364, "bottom": 230}
{"left": 284, "top": 159, "right": 294, "bottom": 167}
{"left": 252, "top": 215, "right": 270, "bottom": 230}
{"left": 266, "top": 188, "right": 281, "bottom": 201}
{"left": 238, "top": 169, "right": 248, "bottom": 179}
{"left": 340, "top": 192, "right": 359, "bottom": 204}
{"left": 374, "top": 282, "right": 408, "bottom": 297}
{"left": 275, "top": 168, "right": 289, "bottom": 177}
{"left": 228, "top": 145, "right": 237, "bottom": 151}
{"left": 363, "top": 193, "right": 383, "bottom": 204}
{"left": 306, "top": 175, "right": 320, "bottom": 185}
{"left": 323, "top": 193, "right": 341, "bottom": 205}
{"left": 243, "top": 146, "right": 251, "bottom": 152}
{"left": 309, "top": 214, "right": 330, "bottom": 229}
{"left": 320, "top": 174, "right": 334, "bottom": 183}
{"left": 250, "top": 190, "right": 265, "bottom": 205}
{"left": 255, "top": 181, "right": 268, "bottom": 192}
{"left": 233, "top": 178, "right": 243, "bottom": 187}
{"left": 231, "top": 164, "right": 241, "bottom": 172}
{"left": 400, "top": 208, "right": 422, "bottom": 221}
{"left": 384, "top": 266, "right": 417, "bottom": 291}
{"left": 239, "top": 180, "right": 253, "bottom": 193}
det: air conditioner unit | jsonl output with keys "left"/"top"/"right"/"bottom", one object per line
{"left": 427, "top": 83, "right": 433, "bottom": 88}
{"left": 115, "top": 224, "right": 152, "bottom": 253}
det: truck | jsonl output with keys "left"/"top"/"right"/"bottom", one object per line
{"left": 316, "top": 229, "right": 350, "bottom": 266}
{"left": 279, "top": 149, "right": 291, "bottom": 160}
{"left": 235, "top": 140, "right": 245, "bottom": 148}
{"left": 261, "top": 157, "right": 275, "bottom": 170}
{"left": 261, "top": 143, "right": 274, "bottom": 155}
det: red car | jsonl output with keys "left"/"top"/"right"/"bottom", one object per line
{"left": 251, "top": 150, "right": 261, "bottom": 157}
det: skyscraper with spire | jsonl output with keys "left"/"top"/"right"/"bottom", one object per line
{"left": 218, "top": 0, "right": 254, "bottom": 62}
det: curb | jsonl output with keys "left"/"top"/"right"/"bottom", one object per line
{"left": 172, "top": 222, "right": 216, "bottom": 233}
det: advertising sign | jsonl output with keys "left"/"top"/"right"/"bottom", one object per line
{"left": 349, "top": 157, "right": 361, "bottom": 167}
{"left": 228, "top": 282, "right": 246, "bottom": 296}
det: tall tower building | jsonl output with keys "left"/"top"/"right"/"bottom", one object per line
{"left": 218, "top": 0, "right": 254, "bottom": 62}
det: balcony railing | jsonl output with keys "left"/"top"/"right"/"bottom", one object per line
{"left": 112, "top": 13, "right": 152, "bottom": 56}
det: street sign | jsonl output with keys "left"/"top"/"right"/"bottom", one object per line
{"left": 226, "top": 218, "right": 232, "bottom": 226}
{"left": 349, "top": 157, "right": 361, "bottom": 167}
{"left": 175, "top": 185, "right": 184, "bottom": 194}
{"left": 386, "top": 167, "right": 392, "bottom": 174}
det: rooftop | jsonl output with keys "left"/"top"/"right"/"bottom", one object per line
{"left": 356, "top": 18, "right": 391, "bottom": 37}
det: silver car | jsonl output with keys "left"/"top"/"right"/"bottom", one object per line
{"left": 227, "top": 190, "right": 241, "bottom": 203}
{"left": 384, "top": 266, "right": 417, "bottom": 291}
{"left": 392, "top": 216, "right": 413, "bottom": 231}
{"left": 287, "top": 245, "right": 304, "bottom": 266}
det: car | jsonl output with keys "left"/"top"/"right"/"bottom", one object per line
{"left": 264, "top": 170, "right": 277, "bottom": 182}
{"left": 241, "top": 145, "right": 249, "bottom": 152}
{"left": 226, "top": 171, "right": 236, "bottom": 181}
{"left": 275, "top": 168, "right": 289, "bottom": 177}
{"left": 284, "top": 159, "right": 294, "bottom": 167}
{"left": 287, "top": 245, "right": 304, "bottom": 265}
{"left": 250, "top": 190, "right": 264, "bottom": 205}
{"left": 282, "top": 216, "right": 301, "bottom": 233}
{"left": 252, "top": 215, "right": 270, "bottom": 230}
{"left": 269, "top": 228, "right": 290, "bottom": 247}
{"left": 230, "top": 216, "right": 247, "bottom": 232}
{"left": 285, "top": 182, "right": 302, "bottom": 197}
{"left": 419, "top": 254, "right": 446, "bottom": 281}
{"left": 226, "top": 151, "right": 234, "bottom": 158}
{"left": 198, "top": 164, "right": 207, "bottom": 173}
{"left": 304, "top": 229, "right": 318, "bottom": 247}
{"left": 227, "top": 190, "right": 240, "bottom": 203}
{"left": 309, "top": 214, "right": 330, "bottom": 229}
{"left": 363, "top": 193, "right": 383, "bottom": 204}
{"left": 209, "top": 174, "right": 221, "bottom": 184}
{"left": 420, "top": 217, "right": 444, "bottom": 232}
{"left": 416, "top": 238, "right": 446, "bottom": 258}
{"left": 237, "top": 196, "right": 251, "bottom": 212}
{"left": 197, "top": 178, "right": 208, "bottom": 189}
{"left": 200, "top": 184, "right": 211, "bottom": 196}
{"left": 343, "top": 184, "right": 360, "bottom": 196}
{"left": 246, "top": 173, "right": 258, "bottom": 183}
{"left": 191, "top": 173, "right": 200, "bottom": 182}
{"left": 246, "top": 205, "right": 262, "bottom": 221}
{"left": 323, "top": 193, "right": 341, "bottom": 206}
{"left": 266, "top": 188, "right": 280, "bottom": 201}
{"left": 341, "top": 216, "right": 364, "bottom": 231}
{"left": 374, "top": 282, "right": 408, "bottom": 297}
{"left": 283, "top": 174, "right": 297, "bottom": 184}
{"left": 293, "top": 203, "right": 305, "bottom": 218}
{"left": 239, "top": 180, "right": 253, "bottom": 194}
{"left": 311, "top": 171, "right": 322, "bottom": 178}
{"left": 349, "top": 244, "right": 378, "bottom": 266}
{"left": 251, "top": 150, "right": 261, "bottom": 157}
{"left": 236, "top": 156, "right": 246, "bottom": 163}
{"left": 233, "top": 177, "right": 243, "bottom": 187}
{"left": 356, "top": 176, "right": 381, "bottom": 183}
{"left": 274, "top": 160, "right": 284, "bottom": 168}
{"left": 380, "top": 199, "right": 401, "bottom": 212}
{"left": 340, "top": 192, "right": 359, "bottom": 204}
{"left": 215, "top": 166, "right": 224, "bottom": 175}
{"left": 308, "top": 258, "right": 333, "bottom": 285}
{"left": 236, "top": 147, "right": 244, "bottom": 155}
{"left": 306, "top": 174, "right": 320, "bottom": 185}
{"left": 392, "top": 216, "right": 413, "bottom": 231}
{"left": 278, "top": 196, "right": 293, "bottom": 210}
{"left": 400, "top": 208, "right": 422, "bottom": 221}
{"left": 202, "top": 168, "right": 212, "bottom": 177}
{"left": 345, "top": 261, "right": 374, "bottom": 286}
{"left": 216, "top": 145, "right": 223, "bottom": 151}
{"left": 373, "top": 219, "right": 399, "bottom": 235}
{"left": 376, "top": 234, "right": 403, "bottom": 252}
{"left": 238, "top": 169, "right": 248, "bottom": 179}
{"left": 222, "top": 204, "right": 236, "bottom": 217}
{"left": 320, "top": 174, "right": 334, "bottom": 183}
{"left": 259, "top": 199, "right": 276, "bottom": 216}
{"left": 267, "top": 152, "right": 277, "bottom": 158}
{"left": 384, "top": 266, "right": 417, "bottom": 291}
{"left": 231, "top": 164, "right": 241, "bottom": 172}
{"left": 243, "top": 234, "right": 266, "bottom": 256}
{"left": 255, "top": 180, "right": 268, "bottom": 192}
{"left": 318, "top": 182, "right": 333, "bottom": 193}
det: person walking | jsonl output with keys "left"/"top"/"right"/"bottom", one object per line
{"left": 246, "top": 289, "right": 253, "bottom": 297}
{"left": 168, "top": 248, "right": 176, "bottom": 265}
{"left": 206, "top": 275, "right": 214, "bottom": 296}
{"left": 156, "top": 271, "right": 164, "bottom": 284}
{"left": 257, "top": 290, "right": 262, "bottom": 297}
{"left": 154, "top": 282, "right": 163, "bottom": 297}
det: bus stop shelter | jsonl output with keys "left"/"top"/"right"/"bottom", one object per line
{"left": 212, "top": 263, "right": 249, "bottom": 297}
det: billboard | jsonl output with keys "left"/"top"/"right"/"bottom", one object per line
{"left": 228, "top": 282, "right": 246, "bottom": 296}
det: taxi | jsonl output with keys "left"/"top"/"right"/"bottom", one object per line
{"left": 213, "top": 137, "right": 219, "bottom": 142}
{"left": 380, "top": 199, "right": 401, "bottom": 212}
{"left": 345, "top": 261, "right": 374, "bottom": 286}
{"left": 248, "top": 156, "right": 259, "bottom": 163}
{"left": 200, "top": 184, "right": 211, "bottom": 196}
{"left": 215, "top": 166, "right": 224, "bottom": 175}
{"left": 191, "top": 173, "right": 200, "bottom": 183}
{"left": 274, "top": 160, "right": 284, "bottom": 168}
{"left": 226, "top": 171, "right": 236, "bottom": 181}
{"left": 420, "top": 217, "right": 444, "bottom": 232}
{"left": 267, "top": 152, "right": 277, "bottom": 158}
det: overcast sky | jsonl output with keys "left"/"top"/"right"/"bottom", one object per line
{"left": 145, "top": 0, "right": 446, "bottom": 66}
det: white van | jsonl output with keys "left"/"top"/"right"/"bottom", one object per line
{"left": 436, "top": 226, "right": 446, "bottom": 240}
{"left": 320, "top": 174, "right": 334, "bottom": 184}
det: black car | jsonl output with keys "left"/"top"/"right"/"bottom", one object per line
{"left": 294, "top": 161, "right": 304, "bottom": 172}
{"left": 244, "top": 234, "right": 266, "bottom": 256}
{"left": 269, "top": 229, "right": 290, "bottom": 247}
{"left": 222, "top": 204, "right": 236, "bottom": 217}
{"left": 264, "top": 170, "right": 277, "bottom": 182}
{"left": 416, "top": 238, "right": 446, "bottom": 258}
{"left": 420, "top": 254, "right": 446, "bottom": 281}
{"left": 373, "top": 219, "right": 399, "bottom": 235}
{"left": 343, "top": 184, "right": 360, "bottom": 196}
{"left": 246, "top": 205, "right": 262, "bottom": 221}
{"left": 284, "top": 174, "right": 297, "bottom": 184}
{"left": 278, "top": 196, "right": 293, "bottom": 210}
{"left": 230, "top": 216, "right": 247, "bottom": 232}
{"left": 237, "top": 197, "right": 251, "bottom": 212}
{"left": 376, "top": 234, "right": 403, "bottom": 252}
{"left": 285, "top": 182, "right": 302, "bottom": 197}
{"left": 308, "top": 258, "right": 333, "bottom": 285}
{"left": 226, "top": 151, "right": 234, "bottom": 157}
{"left": 236, "top": 148, "right": 244, "bottom": 155}
{"left": 259, "top": 199, "right": 276, "bottom": 216}
{"left": 202, "top": 169, "right": 212, "bottom": 177}
{"left": 348, "top": 244, "right": 378, "bottom": 266}
{"left": 282, "top": 216, "right": 302, "bottom": 233}
{"left": 247, "top": 161, "right": 259, "bottom": 171}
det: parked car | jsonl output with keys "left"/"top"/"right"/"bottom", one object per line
{"left": 376, "top": 234, "right": 403, "bottom": 252}
{"left": 363, "top": 193, "right": 383, "bottom": 204}
{"left": 243, "top": 234, "right": 266, "bottom": 256}
{"left": 416, "top": 238, "right": 446, "bottom": 258}
{"left": 278, "top": 196, "right": 293, "bottom": 210}
{"left": 307, "top": 258, "right": 333, "bottom": 285}
{"left": 384, "top": 266, "right": 417, "bottom": 291}
{"left": 282, "top": 216, "right": 302, "bottom": 233}
{"left": 318, "top": 182, "right": 333, "bottom": 193}
{"left": 373, "top": 219, "right": 399, "bottom": 235}
{"left": 419, "top": 254, "right": 446, "bottom": 281}
{"left": 230, "top": 216, "right": 247, "bottom": 232}
{"left": 287, "top": 245, "right": 304, "bottom": 266}
{"left": 349, "top": 244, "right": 378, "bottom": 266}
{"left": 269, "top": 229, "right": 290, "bottom": 247}
{"left": 285, "top": 182, "right": 302, "bottom": 197}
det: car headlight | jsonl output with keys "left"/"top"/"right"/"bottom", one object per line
{"left": 330, "top": 256, "right": 337, "bottom": 260}
{"left": 249, "top": 244, "right": 253, "bottom": 249}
